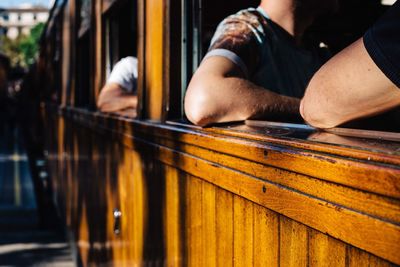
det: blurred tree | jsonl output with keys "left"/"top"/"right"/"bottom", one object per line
{"left": 0, "top": 22, "right": 45, "bottom": 68}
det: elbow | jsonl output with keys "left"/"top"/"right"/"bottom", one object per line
{"left": 300, "top": 74, "right": 346, "bottom": 129}
{"left": 300, "top": 97, "right": 342, "bottom": 129}
{"left": 184, "top": 83, "right": 217, "bottom": 127}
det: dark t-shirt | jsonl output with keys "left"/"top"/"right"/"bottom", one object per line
{"left": 364, "top": 1, "right": 400, "bottom": 88}
{"left": 205, "top": 7, "right": 329, "bottom": 98}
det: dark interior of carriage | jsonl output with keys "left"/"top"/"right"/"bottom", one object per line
{"left": 199, "top": 0, "right": 391, "bottom": 58}
{"left": 105, "top": 0, "right": 138, "bottom": 69}
{"left": 75, "top": 0, "right": 138, "bottom": 109}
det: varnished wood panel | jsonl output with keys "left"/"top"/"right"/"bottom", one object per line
{"left": 280, "top": 216, "right": 308, "bottom": 267}
{"left": 253, "top": 205, "right": 279, "bottom": 267}
{"left": 309, "top": 230, "right": 346, "bottom": 267}
{"left": 61, "top": 3, "right": 71, "bottom": 105}
{"left": 126, "top": 134, "right": 400, "bottom": 264}
{"left": 152, "top": 136, "right": 400, "bottom": 224}
{"left": 94, "top": 0, "right": 103, "bottom": 102}
{"left": 202, "top": 181, "right": 216, "bottom": 267}
{"left": 233, "top": 195, "right": 253, "bottom": 266}
{"left": 144, "top": 0, "right": 165, "bottom": 120}
{"left": 185, "top": 175, "right": 203, "bottom": 266}
{"left": 348, "top": 247, "right": 394, "bottom": 267}
{"left": 215, "top": 187, "right": 233, "bottom": 267}
{"left": 164, "top": 166, "right": 182, "bottom": 267}
{"left": 42, "top": 106, "right": 400, "bottom": 266}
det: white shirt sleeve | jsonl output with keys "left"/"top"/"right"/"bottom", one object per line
{"left": 107, "top": 56, "right": 138, "bottom": 93}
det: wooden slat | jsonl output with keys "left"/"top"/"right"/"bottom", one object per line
{"left": 130, "top": 150, "right": 146, "bottom": 264}
{"left": 164, "top": 166, "right": 182, "bottom": 267}
{"left": 253, "top": 205, "right": 279, "bottom": 267}
{"left": 148, "top": 141, "right": 400, "bottom": 264}
{"left": 136, "top": 0, "right": 145, "bottom": 118}
{"left": 60, "top": 108, "right": 400, "bottom": 198}
{"left": 61, "top": 3, "right": 71, "bottom": 106}
{"left": 144, "top": 0, "right": 165, "bottom": 120}
{"left": 233, "top": 195, "right": 253, "bottom": 266}
{"left": 94, "top": 0, "right": 103, "bottom": 103}
{"left": 105, "top": 140, "right": 117, "bottom": 263}
{"left": 280, "top": 216, "right": 308, "bottom": 267}
{"left": 216, "top": 187, "right": 233, "bottom": 267}
{"left": 202, "top": 181, "right": 216, "bottom": 267}
{"left": 151, "top": 136, "right": 400, "bottom": 224}
{"left": 78, "top": 202, "right": 90, "bottom": 265}
{"left": 309, "top": 230, "right": 346, "bottom": 267}
{"left": 186, "top": 175, "right": 203, "bottom": 266}
{"left": 112, "top": 133, "right": 400, "bottom": 264}
{"left": 113, "top": 145, "right": 128, "bottom": 263}
{"left": 348, "top": 247, "right": 394, "bottom": 267}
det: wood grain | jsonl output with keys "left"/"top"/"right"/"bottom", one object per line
{"left": 309, "top": 230, "right": 346, "bottom": 267}
{"left": 216, "top": 187, "right": 233, "bottom": 267}
{"left": 164, "top": 166, "right": 182, "bottom": 267}
{"left": 151, "top": 136, "right": 400, "bottom": 224}
{"left": 144, "top": 0, "right": 165, "bottom": 120}
{"left": 348, "top": 246, "right": 394, "bottom": 267}
{"left": 233, "top": 195, "right": 253, "bottom": 267}
{"left": 253, "top": 205, "right": 279, "bottom": 267}
{"left": 280, "top": 216, "right": 308, "bottom": 267}
{"left": 186, "top": 175, "right": 203, "bottom": 267}
{"left": 202, "top": 181, "right": 216, "bottom": 267}
{"left": 43, "top": 106, "right": 400, "bottom": 266}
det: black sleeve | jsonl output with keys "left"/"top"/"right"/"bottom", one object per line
{"left": 363, "top": 0, "right": 400, "bottom": 88}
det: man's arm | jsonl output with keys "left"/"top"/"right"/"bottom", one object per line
{"left": 300, "top": 38, "right": 400, "bottom": 129}
{"left": 97, "top": 83, "right": 138, "bottom": 113}
{"left": 184, "top": 56, "right": 301, "bottom": 126}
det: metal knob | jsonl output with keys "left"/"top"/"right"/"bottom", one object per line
{"left": 113, "top": 209, "right": 122, "bottom": 235}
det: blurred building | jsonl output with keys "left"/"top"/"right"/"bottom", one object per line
{"left": 0, "top": 4, "right": 49, "bottom": 40}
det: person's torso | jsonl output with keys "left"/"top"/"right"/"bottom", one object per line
{"left": 250, "top": 8, "right": 329, "bottom": 98}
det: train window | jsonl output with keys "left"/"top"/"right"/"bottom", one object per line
{"left": 168, "top": 0, "right": 259, "bottom": 119}
{"left": 53, "top": 16, "right": 63, "bottom": 104}
{"left": 177, "top": 0, "right": 398, "bottom": 133}
{"left": 75, "top": 0, "right": 93, "bottom": 108}
{"left": 103, "top": 0, "right": 137, "bottom": 80}
{"left": 75, "top": 32, "right": 92, "bottom": 108}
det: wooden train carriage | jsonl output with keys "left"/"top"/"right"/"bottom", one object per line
{"left": 35, "top": 0, "right": 400, "bottom": 266}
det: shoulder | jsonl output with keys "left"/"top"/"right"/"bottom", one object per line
{"left": 225, "top": 8, "right": 267, "bottom": 24}
{"left": 217, "top": 8, "right": 268, "bottom": 33}
{"left": 210, "top": 7, "right": 269, "bottom": 48}
{"left": 112, "top": 56, "right": 138, "bottom": 77}
{"left": 116, "top": 57, "right": 138, "bottom": 68}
